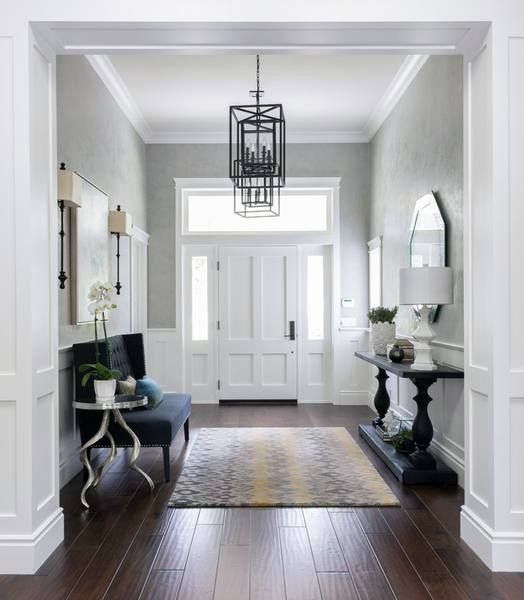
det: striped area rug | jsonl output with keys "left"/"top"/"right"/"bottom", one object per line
{"left": 169, "top": 427, "right": 399, "bottom": 508}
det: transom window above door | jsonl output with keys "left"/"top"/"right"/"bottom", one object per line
{"left": 181, "top": 186, "right": 333, "bottom": 234}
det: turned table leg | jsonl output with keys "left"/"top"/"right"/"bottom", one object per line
{"left": 372, "top": 367, "right": 390, "bottom": 429}
{"left": 409, "top": 376, "right": 437, "bottom": 469}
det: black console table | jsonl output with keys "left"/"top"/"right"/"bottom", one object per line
{"left": 355, "top": 351, "right": 463, "bottom": 485}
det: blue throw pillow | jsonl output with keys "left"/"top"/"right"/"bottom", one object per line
{"left": 135, "top": 376, "right": 164, "bottom": 409}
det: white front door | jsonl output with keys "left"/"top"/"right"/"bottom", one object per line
{"left": 218, "top": 246, "right": 298, "bottom": 400}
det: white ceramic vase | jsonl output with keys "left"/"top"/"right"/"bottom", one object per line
{"left": 94, "top": 379, "right": 116, "bottom": 404}
{"left": 370, "top": 322, "right": 396, "bottom": 355}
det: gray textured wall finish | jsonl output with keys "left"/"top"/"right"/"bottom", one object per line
{"left": 146, "top": 143, "right": 371, "bottom": 329}
{"left": 57, "top": 56, "right": 148, "bottom": 347}
{"left": 369, "top": 56, "right": 464, "bottom": 345}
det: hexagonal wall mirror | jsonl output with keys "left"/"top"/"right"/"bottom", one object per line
{"left": 409, "top": 192, "right": 446, "bottom": 322}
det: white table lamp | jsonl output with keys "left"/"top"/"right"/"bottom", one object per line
{"left": 399, "top": 267, "right": 453, "bottom": 370}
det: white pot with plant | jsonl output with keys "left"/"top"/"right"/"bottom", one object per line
{"left": 368, "top": 306, "right": 398, "bottom": 355}
{"left": 79, "top": 281, "right": 121, "bottom": 403}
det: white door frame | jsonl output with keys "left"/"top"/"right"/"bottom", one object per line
{"left": 175, "top": 177, "right": 341, "bottom": 403}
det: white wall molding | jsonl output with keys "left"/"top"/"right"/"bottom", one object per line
{"left": 58, "top": 346, "right": 82, "bottom": 488}
{"left": 147, "top": 328, "right": 181, "bottom": 393}
{"left": 147, "top": 129, "right": 370, "bottom": 144}
{"left": 86, "top": 53, "right": 429, "bottom": 146}
{"left": 85, "top": 54, "right": 152, "bottom": 143}
{"left": 131, "top": 225, "right": 150, "bottom": 245}
{"left": 363, "top": 54, "right": 429, "bottom": 141}
{"left": 430, "top": 438, "right": 465, "bottom": 487}
{"left": 461, "top": 506, "right": 524, "bottom": 572}
{"left": 86, "top": 54, "right": 371, "bottom": 145}
{"left": 432, "top": 339, "right": 464, "bottom": 352}
{"left": 0, "top": 508, "right": 64, "bottom": 575}
{"left": 338, "top": 390, "right": 374, "bottom": 405}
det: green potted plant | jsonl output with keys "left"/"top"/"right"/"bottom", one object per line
{"left": 392, "top": 428, "right": 416, "bottom": 454}
{"left": 368, "top": 306, "right": 398, "bottom": 355}
{"left": 79, "top": 281, "right": 121, "bottom": 403}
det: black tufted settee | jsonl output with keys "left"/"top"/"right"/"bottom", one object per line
{"left": 72, "top": 333, "right": 191, "bottom": 482}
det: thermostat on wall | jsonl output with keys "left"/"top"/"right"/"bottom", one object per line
{"left": 341, "top": 298, "right": 355, "bottom": 308}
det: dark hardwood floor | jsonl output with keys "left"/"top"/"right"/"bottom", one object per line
{"left": 2, "top": 404, "right": 524, "bottom": 599}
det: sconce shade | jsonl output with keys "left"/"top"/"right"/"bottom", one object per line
{"left": 57, "top": 168, "right": 82, "bottom": 208}
{"left": 399, "top": 267, "right": 453, "bottom": 305}
{"left": 109, "top": 209, "right": 133, "bottom": 236}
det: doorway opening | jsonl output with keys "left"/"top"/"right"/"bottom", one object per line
{"left": 177, "top": 178, "right": 339, "bottom": 403}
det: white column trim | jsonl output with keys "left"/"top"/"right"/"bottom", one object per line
{"left": 0, "top": 508, "right": 64, "bottom": 575}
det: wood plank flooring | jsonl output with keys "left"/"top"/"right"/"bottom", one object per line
{"left": 2, "top": 404, "right": 524, "bottom": 599}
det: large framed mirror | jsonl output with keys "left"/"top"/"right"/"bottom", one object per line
{"left": 409, "top": 192, "right": 446, "bottom": 321}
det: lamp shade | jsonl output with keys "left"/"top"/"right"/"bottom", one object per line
{"left": 57, "top": 168, "right": 82, "bottom": 208}
{"left": 399, "top": 267, "right": 453, "bottom": 305}
{"left": 109, "top": 208, "right": 133, "bottom": 236}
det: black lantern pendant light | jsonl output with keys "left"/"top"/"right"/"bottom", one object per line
{"left": 229, "top": 55, "right": 285, "bottom": 217}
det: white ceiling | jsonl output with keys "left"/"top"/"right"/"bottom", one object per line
{"left": 92, "top": 53, "right": 427, "bottom": 143}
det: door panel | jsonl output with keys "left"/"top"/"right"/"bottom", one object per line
{"left": 219, "top": 246, "right": 297, "bottom": 400}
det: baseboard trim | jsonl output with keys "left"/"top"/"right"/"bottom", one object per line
{"left": 336, "top": 390, "right": 374, "bottom": 406}
{"left": 430, "top": 438, "right": 465, "bottom": 487}
{"left": 219, "top": 399, "right": 298, "bottom": 406}
{"left": 0, "top": 508, "right": 64, "bottom": 574}
{"left": 461, "top": 506, "right": 524, "bottom": 571}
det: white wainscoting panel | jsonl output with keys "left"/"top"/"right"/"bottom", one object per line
{"left": 147, "top": 329, "right": 181, "bottom": 393}
{"left": 509, "top": 397, "right": 524, "bottom": 513}
{"left": 335, "top": 329, "right": 372, "bottom": 405}
{"left": 0, "top": 402, "right": 16, "bottom": 516}
{"left": 0, "top": 37, "right": 16, "bottom": 378}
{"left": 58, "top": 348, "right": 83, "bottom": 487}
{"left": 131, "top": 228, "right": 149, "bottom": 334}
{"left": 35, "top": 393, "right": 55, "bottom": 510}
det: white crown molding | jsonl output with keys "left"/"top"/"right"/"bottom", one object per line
{"left": 147, "top": 131, "right": 228, "bottom": 144}
{"left": 147, "top": 130, "right": 369, "bottom": 144}
{"left": 363, "top": 54, "right": 429, "bottom": 141}
{"left": 288, "top": 130, "right": 369, "bottom": 144}
{"left": 85, "top": 55, "right": 152, "bottom": 143}
{"left": 87, "top": 54, "right": 427, "bottom": 146}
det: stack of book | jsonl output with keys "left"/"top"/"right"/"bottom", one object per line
{"left": 387, "top": 338, "right": 415, "bottom": 361}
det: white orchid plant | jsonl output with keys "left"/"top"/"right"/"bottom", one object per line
{"left": 79, "top": 281, "right": 121, "bottom": 386}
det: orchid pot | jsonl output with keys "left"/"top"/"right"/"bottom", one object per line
{"left": 94, "top": 379, "right": 117, "bottom": 404}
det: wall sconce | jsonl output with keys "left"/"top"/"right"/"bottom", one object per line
{"left": 109, "top": 205, "right": 133, "bottom": 295}
{"left": 57, "top": 163, "right": 82, "bottom": 289}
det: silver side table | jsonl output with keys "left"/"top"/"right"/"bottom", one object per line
{"left": 73, "top": 395, "right": 155, "bottom": 508}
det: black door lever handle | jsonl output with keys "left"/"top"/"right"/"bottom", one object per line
{"left": 284, "top": 320, "right": 296, "bottom": 341}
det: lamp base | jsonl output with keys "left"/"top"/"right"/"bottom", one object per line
{"left": 411, "top": 305, "right": 437, "bottom": 371}
{"left": 411, "top": 344, "right": 438, "bottom": 371}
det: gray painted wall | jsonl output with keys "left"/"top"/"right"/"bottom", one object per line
{"left": 57, "top": 55, "right": 148, "bottom": 348}
{"left": 56, "top": 56, "right": 148, "bottom": 485}
{"left": 369, "top": 56, "right": 463, "bottom": 345}
{"left": 146, "top": 143, "right": 371, "bottom": 329}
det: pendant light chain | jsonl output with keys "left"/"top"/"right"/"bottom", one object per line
{"left": 256, "top": 54, "right": 260, "bottom": 104}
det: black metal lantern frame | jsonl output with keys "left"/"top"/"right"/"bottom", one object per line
{"left": 229, "top": 56, "right": 286, "bottom": 217}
